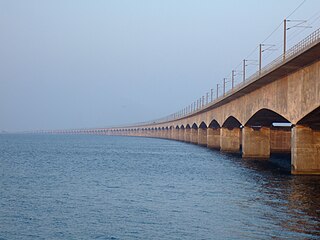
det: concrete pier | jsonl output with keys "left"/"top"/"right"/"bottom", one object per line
{"left": 191, "top": 128, "right": 198, "bottom": 144}
{"left": 207, "top": 128, "right": 220, "bottom": 149}
{"left": 179, "top": 128, "right": 185, "bottom": 141}
{"left": 185, "top": 128, "right": 191, "bottom": 142}
{"left": 198, "top": 128, "right": 207, "bottom": 146}
{"left": 270, "top": 128, "right": 291, "bottom": 153}
{"left": 242, "top": 127, "right": 270, "bottom": 159}
{"left": 220, "top": 128, "right": 240, "bottom": 153}
{"left": 291, "top": 125, "right": 320, "bottom": 175}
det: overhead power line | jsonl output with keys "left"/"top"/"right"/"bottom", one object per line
{"left": 287, "top": 0, "right": 307, "bottom": 18}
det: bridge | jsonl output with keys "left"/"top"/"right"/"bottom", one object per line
{"left": 58, "top": 28, "right": 320, "bottom": 175}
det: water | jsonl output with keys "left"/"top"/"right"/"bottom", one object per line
{"left": 1, "top": 134, "right": 320, "bottom": 239}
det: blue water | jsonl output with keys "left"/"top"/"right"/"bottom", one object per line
{"left": 1, "top": 134, "right": 320, "bottom": 239}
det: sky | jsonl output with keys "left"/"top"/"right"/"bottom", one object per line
{"left": 0, "top": 0, "right": 319, "bottom": 132}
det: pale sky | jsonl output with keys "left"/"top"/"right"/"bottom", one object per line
{"left": 0, "top": 0, "right": 319, "bottom": 132}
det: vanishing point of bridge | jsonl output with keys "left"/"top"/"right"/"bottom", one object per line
{"left": 61, "top": 29, "right": 320, "bottom": 175}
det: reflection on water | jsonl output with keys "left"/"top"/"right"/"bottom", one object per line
{"left": 232, "top": 153, "right": 320, "bottom": 238}
{"left": 0, "top": 134, "right": 319, "bottom": 239}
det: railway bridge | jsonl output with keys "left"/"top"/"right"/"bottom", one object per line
{"left": 68, "top": 29, "right": 320, "bottom": 175}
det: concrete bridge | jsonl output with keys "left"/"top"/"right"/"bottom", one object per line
{"left": 67, "top": 29, "right": 320, "bottom": 175}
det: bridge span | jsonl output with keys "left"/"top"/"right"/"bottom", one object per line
{"left": 66, "top": 29, "right": 320, "bottom": 175}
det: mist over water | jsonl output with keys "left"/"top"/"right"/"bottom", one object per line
{"left": 1, "top": 134, "right": 320, "bottom": 239}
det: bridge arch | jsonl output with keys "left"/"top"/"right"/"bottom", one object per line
{"left": 297, "top": 106, "right": 320, "bottom": 129}
{"left": 209, "top": 119, "right": 220, "bottom": 129}
{"left": 244, "top": 108, "right": 291, "bottom": 127}
{"left": 199, "top": 122, "right": 207, "bottom": 129}
{"left": 192, "top": 123, "right": 198, "bottom": 129}
{"left": 222, "top": 116, "right": 242, "bottom": 129}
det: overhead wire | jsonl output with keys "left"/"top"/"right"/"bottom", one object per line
{"left": 175, "top": 0, "right": 318, "bottom": 119}
{"left": 241, "top": 0, "right": 311, "bottom": 73}
{"left": 287, "top": 0, "right": 307, "bottom": 18}
{"left": 229, "top": 1, "right": 308, "bottom": 79}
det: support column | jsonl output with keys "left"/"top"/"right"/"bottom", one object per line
{"left": 291, "top": 125, "right": 320, "bottom": 175}
{"left": 179, "top": 128, "right": 185, "bottom": 141}
{"left": 161, "top": 130, "right": 165, "bottom": 139}
{"left": 270, "top": 128, "right": 291, "bottom": 153}
{"left": 169, "top": 128, "right": 174, "bottom": 139}
{"left": 159, "top": 130, "right": 163, "bottom": 138}
{"left": 191, "top": 128, "right": 198, "bottom": 144}
{"left": 172, "top": 128, "right": 179, "bottom": 140}
{"left": 207, "top": 128, "right": 221, "bottom": 149}
{"left": 185, "top": 128, "right": 191, "bottom": 142}
{"left": 166, "top": 129, "right": 171, "bottom": 139}
{"left": 242, "top": 126, "right": 270, "bottom": 159}
{"left": 198, "top": 128, "right": 207, "bottom": 146}
{"left": 220, "top": 127, "right": 240, "bottom": 153}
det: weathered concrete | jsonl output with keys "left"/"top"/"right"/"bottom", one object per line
{"left": 171, "top": 129, "right": 178, "bottom": 140}
{"left": 179, "top": 129, "right": 185, "bottom": 141}
{"left": 242, "top": 127, "right": 270, "bottom": 159}
{"left": 198, "top": 128, "right": 207, "bottom": 146}
{"left": 270, "top": 128, "right": 291, "bottom": 153}
{"left": 185, "top": 128, "right": 191, "bottom": 142}
{"left": 164, "top": 130, "right": 170, "bottom": 139}
{"left": 191, "top": 129, "right": 198, "bottom": 144}
{"left": 291, "top": 125, "right": 320, "bottom": 175}
{"left": 207, "top": 128, "right": 221, "bottom": 149}
{"left": 220, "top": 128, "right": 240, "bottom": 153}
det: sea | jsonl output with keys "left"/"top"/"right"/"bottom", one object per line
{"left": 1, "top": 134, "right": 320, "bottom": 239}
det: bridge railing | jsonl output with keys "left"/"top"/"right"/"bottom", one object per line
{"left": 244, "top": 27, "right": 320, "bottom": 86}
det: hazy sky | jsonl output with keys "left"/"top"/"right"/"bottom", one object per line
{"left": 1, "top": 0, "right": 319, "bottom": 132}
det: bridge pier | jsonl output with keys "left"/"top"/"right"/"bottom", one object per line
{"left": 270, "top": 127, "right": 291, "bottom": 153}
{"left": 198, "top": 128, "right": 207, "bottom": 146}
{"left": 185, "top": 128, "right": 191, "bottom": 142}
{"left": 191, "top": 128, "right": 198, "bottom": 144}
{"left": 159, "top": 130, "right": 164, "bottom": 138}
{"left": 207, "top": 128, "right": 220, "bottom": 149}
{"left": 179, "top": 128, "right": 185, "bottom": 141}
{"left": 242, "top": 126, "right": 270, "bottom": 159}
{"left": 291, "top": 125, "right": 320, "bottom": 175}
{"left": 171, "top": 128, "right": 178, "bottom": 140}
{"left": 220, "top": 127, "right": 240, "bottom": 153}
{"left": 164, "top": 129, "right": 169, "bottom": 139}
